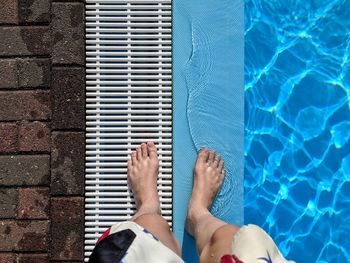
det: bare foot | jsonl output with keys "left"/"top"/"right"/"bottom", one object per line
{"left": 186, "top": 148, "right": 226, "bottom": 236}
{"left": 128, "top": 142, "right": 160, "bottom": 217}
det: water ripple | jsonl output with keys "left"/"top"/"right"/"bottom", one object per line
{"left": 244, "top": 0, "right": 350, "bottom": 262}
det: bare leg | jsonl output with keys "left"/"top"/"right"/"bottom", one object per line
{"left": 186, "top": 148, "right": 240, "bottom": 263}
{"left": 128, "top": 142, "right": 181, "bottom": 256}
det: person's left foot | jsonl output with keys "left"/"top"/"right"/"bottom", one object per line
{"left": 128, "top": 142, "right": 160, "bottom": 215}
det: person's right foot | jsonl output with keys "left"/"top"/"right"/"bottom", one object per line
{"left": 186, "top": 148, "right": 226, "bottom": 236}
{"left": 127, "top": 142, "right": 160, "bottom": 216}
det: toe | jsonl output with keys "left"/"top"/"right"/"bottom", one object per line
{"left": 221, "top": 169, "right": 226, "bottom": 178}
{"left": 208, "top": 150, "right": 215, "bottom": 164}
{"left": 219, "top": 173, "right": 225, "bottom": 185}
{"left": 127, "top": 158, "right": 132, "bottom": 169}
{"left": 218, "top": 160, "right": 224, "bottom": 172}
{"left": 218, "top": 169, "right": 226, "bottom": 184}
{"left": 147, "top": 141, "right": 158, "bottom": 159}
{"left": 214, "top": 154, "right": 221, "bottom": 167}
{"left": 131, "top": 152, "right": 137, "bottom": 165}
{"left": 141, "top": 143, "right": 148, "bottom": 158}
{"left": 136, "top": 147, "right": 142, "bottom": 161}
{"left": 197, "top": 148, "right": 209, "bottom": 163}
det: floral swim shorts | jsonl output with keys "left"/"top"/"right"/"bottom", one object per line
{"left": 221, "top": 224, "right": 296, "bottom": 263}
{"left": 89, "top": 222, "right": 294, "bottom": 263}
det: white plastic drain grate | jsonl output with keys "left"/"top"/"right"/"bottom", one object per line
{"left": 85, "top": 0, "right": 172, "bottom": 260}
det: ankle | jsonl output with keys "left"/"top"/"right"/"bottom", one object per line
{"left": 186, "top": 205, "right": 211, "bottom": 235}
{"left": 137, "top": 201, "right": 160, "bottom": 215}
{"left": 188, "top": 201, "right": 210, "bottom": 221}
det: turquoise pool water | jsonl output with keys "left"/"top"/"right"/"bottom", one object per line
{"left": 245, "top": 0, "right": 350, "bottom": 262}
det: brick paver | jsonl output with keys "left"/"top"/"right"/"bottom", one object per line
{"left": 52, "top": 3, "right": 84, "bottom": 65}
{"left": 0, "top": 189, "right": 18, "bottom": 218}
{"left": 0, "top": 123, "right": 18, "bottom": 152}
{"left": 19, "top": 122, "right": 51, "bottom": 152}
{"left": 51, "top": 132, "right": 85, "bottom": 195}
{"left": 0, "top": 220, "right": 49, "bottom": 251}
{"left": 0, "top": 155, "right": 50, "bottom": 186}
{"left": 0, "top": 27, "right": 51, "bottom": 56}
{"left": 52, "top": 68, "right": 85, "bottom": 130}
{"left": 0, "top": 91, "right": 51, "bottom": 121}
{"left": 51, "top": 197, "right": 84, "bottom": 261}
{"left": 18, "top": 188, "right": 50, "bottom": 219}
{"left": 0, "top": 0, "right": 18, "bottom": 24}
{"left": 19, "top": 0, "right": 51, "bottom": 23}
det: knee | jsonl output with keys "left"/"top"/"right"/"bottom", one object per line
{"left": 209, "top": 225, "right": 239, "bottom": 245}
{"left": 200, "top": 225, "right": 239, "bottom": 263}
{"left": 134, "top": 214, "right": 171, "bottom": 232}
{"left": 133, "top": 214, "right": 181, "bottom": 257}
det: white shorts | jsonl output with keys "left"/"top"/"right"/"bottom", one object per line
{"left": 223, "top": 224, "right": 296, "bottom": 263}
{"left": 89, "top": 222, "right": 294, "bottom": 263}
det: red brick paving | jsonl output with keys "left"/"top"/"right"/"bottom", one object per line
{"left": 0, "top": 188, "right": 18, "bottom": 218}
{"left": 0, "top": 155, "right": 50, "bottom": 186}
{"left": 0, "top": 0, "right": 85, "bottom": 262}
{"left": 0, "top": 220, "right": 49, "bottom": 251}
{"left": 0, "top": 253, "right": 16, "bottom": 263}
{"left": 0, "top": 123, "right": 18, "bottom": 152}
{"left": 51, "top": 132, "right": 85, "bottom": 195}
{"left": 0, "top": 91, "right": 51, "bottom": 121}
{"left": 17, "top": 254, "right": 48, "bottom": 263}
{"left": 18, "top": 188, "right": 50, "bottom": 219}
{"left": 18, "top": 122, "right": 51, "bottom": 152}
{"left": 51, "top": 197, "right": 84, "bottom": 261}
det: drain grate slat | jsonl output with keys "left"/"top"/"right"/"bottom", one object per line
{"left": 84, "top": 0, "right": 172, "bottom": 260}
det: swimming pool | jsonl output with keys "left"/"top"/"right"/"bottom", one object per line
{"left": 244, "top": 0, "right": 350, "bottom": 262}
